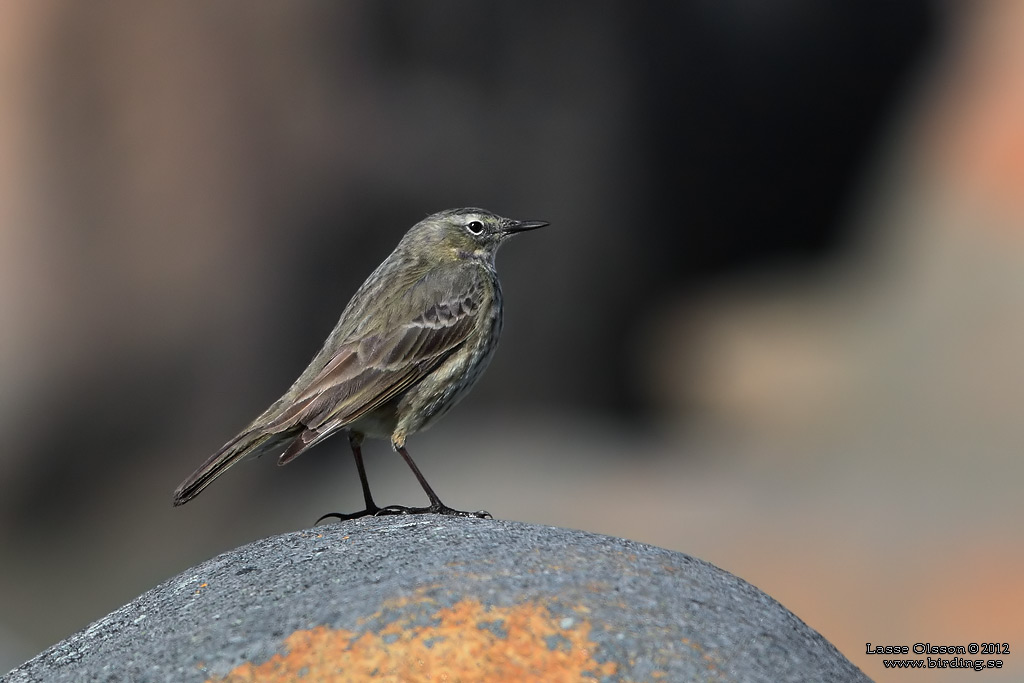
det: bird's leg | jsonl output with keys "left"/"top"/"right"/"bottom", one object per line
{"left": 316, "top": 440, "right": 491, "bottom": 523}
{"left": 316, "top": 433, "right": 383, "bottom": 523}
{"left": 351, "top": 435, "right": 380, "bottom": 512}
{"left": 373, "top": 446, "right": 491, "bottom": 519}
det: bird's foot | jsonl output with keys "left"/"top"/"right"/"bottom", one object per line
{"left": 315, "top": 504, "right": 491, "bottom": 524}
{"left": 315, "top": 506, "right": 382, "bottom": 524}
{"left": 375, "top": 503, "right": 492, "bottom": 519}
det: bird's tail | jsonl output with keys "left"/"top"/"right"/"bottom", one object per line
{"left": 172, "top": 428, "right": 299, "bottom": 506}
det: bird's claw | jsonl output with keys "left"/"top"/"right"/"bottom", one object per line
{"left": 315, "top": 507, "right": 381, "bottom": 524}
{"left": 316, "top": 504, "right": 491, "bottom": 524}
{"left": 376, "top": 504, "right": 491, "bottom": 519}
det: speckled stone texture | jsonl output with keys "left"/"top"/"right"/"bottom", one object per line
{"left": 4, "top": 517, "right": 869, "bottom": 682}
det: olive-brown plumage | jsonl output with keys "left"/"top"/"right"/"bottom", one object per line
{"left": 172, "top": 208, "right": 547, "bottom": 518}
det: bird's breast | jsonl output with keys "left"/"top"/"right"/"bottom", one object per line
{"left": 393, "top": 278, "right": 503, "bottom": 438}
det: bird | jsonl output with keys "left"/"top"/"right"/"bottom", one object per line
{"left": 172, "top": 207, "right": 548, "bottom": 520}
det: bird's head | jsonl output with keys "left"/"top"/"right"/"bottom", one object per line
{"left": 401, "top": 208, "right": 548, "bottom": 265}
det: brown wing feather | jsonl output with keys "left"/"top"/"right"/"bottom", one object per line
{"left": 172, "top": 263, "right": 488, "bottom": 502}
{"left": 268, "top": 268, "right": 486, "bottom": 462}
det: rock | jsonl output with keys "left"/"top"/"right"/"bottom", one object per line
{"left": 5, "top": 517, "right": 868, "bottom": 682}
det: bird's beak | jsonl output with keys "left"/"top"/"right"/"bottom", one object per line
{"left": 504, "top": 219, "right": 549, "bottom": 234}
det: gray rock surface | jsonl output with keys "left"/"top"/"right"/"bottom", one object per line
{"left": 5, "top": 517, "right": 868, "bottom": 682}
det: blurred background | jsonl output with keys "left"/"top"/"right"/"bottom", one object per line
{"left": 1, "top": 1, "right": 1022, "bottom": 681}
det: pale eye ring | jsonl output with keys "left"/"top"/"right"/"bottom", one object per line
{"left": 466, "top": 220, "right": 484, "bottom": 235}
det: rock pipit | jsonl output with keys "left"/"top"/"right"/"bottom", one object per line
{"left": 173, "top": 208, "right": 547, "bottom": 520}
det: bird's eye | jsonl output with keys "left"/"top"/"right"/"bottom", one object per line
{"left": 466, "top": 221, "right": 484, "bottom": 235}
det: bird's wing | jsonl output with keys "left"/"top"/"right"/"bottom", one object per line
{"left": 266, "top": 266, "right": 488, "bottom": 458}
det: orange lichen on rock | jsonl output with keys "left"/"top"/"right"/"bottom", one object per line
{"left": 208, "top": 598, "right": 617, "bottom": 683}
